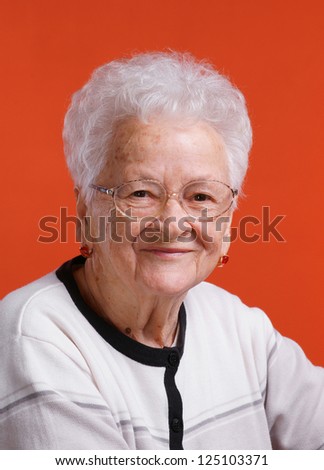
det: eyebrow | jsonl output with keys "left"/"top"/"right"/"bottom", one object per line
{"left": 126, "top": 174, "right": 225, "bottom": 183}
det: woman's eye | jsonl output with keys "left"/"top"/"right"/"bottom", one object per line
{"left": 193, "top": 193, "right": 211, "bottom": 202}
{"left": 132, "top": 190, "right": 148, "bottom": 198}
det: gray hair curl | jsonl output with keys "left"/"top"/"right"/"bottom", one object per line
{"left": 63, "top": 51, "right": 252, "bottom": 202}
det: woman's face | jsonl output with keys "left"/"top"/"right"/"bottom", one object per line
{"left": 81, "top": 118, "right": 233, "bottom": 298}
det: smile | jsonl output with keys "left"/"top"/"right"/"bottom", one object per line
{"left": 140, "top": 248, "right": 193, "bottom": 258}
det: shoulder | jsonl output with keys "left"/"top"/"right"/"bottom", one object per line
{"left": 186, "top": 281, "right": 269, "bottom": 323}
{"left": 0, "top": 271, "right": 74, "bottom": 342}
{"left": 1, "top": 271, "right": 63, "bottom": 313}
{"left": 185, "top": 281, "right": 276, "bottom": 349}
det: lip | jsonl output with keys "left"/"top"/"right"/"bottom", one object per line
{"left": 140, "top": 247, "right": 193, "bottom": 258}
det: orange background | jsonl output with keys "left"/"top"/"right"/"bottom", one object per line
{"left": 1, "top": 0, "right": 323, "bottom": 363}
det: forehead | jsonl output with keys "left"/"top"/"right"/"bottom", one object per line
{"left": 101, "top": 117, "right": 229, "bottom": 185}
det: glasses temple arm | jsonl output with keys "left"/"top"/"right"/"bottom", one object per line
{"left": 89, "top": 184, "right": 114, "bottom": 196}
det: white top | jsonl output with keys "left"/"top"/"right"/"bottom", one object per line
{"left": 0, "top": 256, "right": 323, "bottom": 450}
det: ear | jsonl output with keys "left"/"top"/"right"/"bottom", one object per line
{"left": 74, "top": 187, "right": 92, "bottom": 246}
{"left": 74, "top": 187, "right": 87, "bottom": 219}
{"left": 221, "top": 211, "right": 233, "bottom": 256}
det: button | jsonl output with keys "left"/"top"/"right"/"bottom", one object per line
{"left": 171, "top": 417, "right": 182, "bottom": 433}
{"left": 168, "top": 352, "right": 179, "bottom": 367}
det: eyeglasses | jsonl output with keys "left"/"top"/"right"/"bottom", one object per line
{"left": 89, "top": 179, "right": 238, "bottom": 219}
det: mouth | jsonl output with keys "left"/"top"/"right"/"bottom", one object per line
{"left": 139, "top": 247, "right": 194, "bottom": 258}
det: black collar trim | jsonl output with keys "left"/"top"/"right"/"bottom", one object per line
{"left": 55, "top": 256, "right": 186, "bottom": 367}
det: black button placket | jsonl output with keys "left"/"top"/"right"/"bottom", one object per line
{"left": 164, "top": 349, "right": 184, "bottom": 450}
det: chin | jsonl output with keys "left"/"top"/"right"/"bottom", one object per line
{"left": 139, "top": 272, "right": 198, "bottom": 298}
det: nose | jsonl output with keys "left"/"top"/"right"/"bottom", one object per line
{"left": 158, "top": 197, "right": 195, "bottom": 242}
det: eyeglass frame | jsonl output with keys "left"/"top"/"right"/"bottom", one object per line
{"left": 89, "top": 179, "right": 238, "bottom": 219}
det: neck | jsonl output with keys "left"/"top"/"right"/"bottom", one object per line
{"left": 73, "top": 262, "right": 184, "bottom": 348}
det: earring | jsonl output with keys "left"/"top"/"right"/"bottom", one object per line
{"left": 79, "top": 245, "right": 93, "bottom": 258}
{"left": 217, "top": 255, "right": 229, "bottom": 268}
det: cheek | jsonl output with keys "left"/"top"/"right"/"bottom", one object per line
{"left": 195, "top": 219, "right": 225, "bottom": 248}
{"left": 95, "top": 226, "right": 137, "bottom": 279}
{"left": 101, "top": 213, "right": 145, "bottom": 245}
{"left": 82, "top": 213, "right": 106, "bottom": 244}
{"left": 100, "top": 219, "right": 149, "bottom": 269}
{"left": 193, "top": 221, "right": 226, "bottom": 274}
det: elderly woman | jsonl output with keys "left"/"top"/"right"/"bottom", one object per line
{"left": 1, "top": 52, "right": 323, "bottom": 450}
